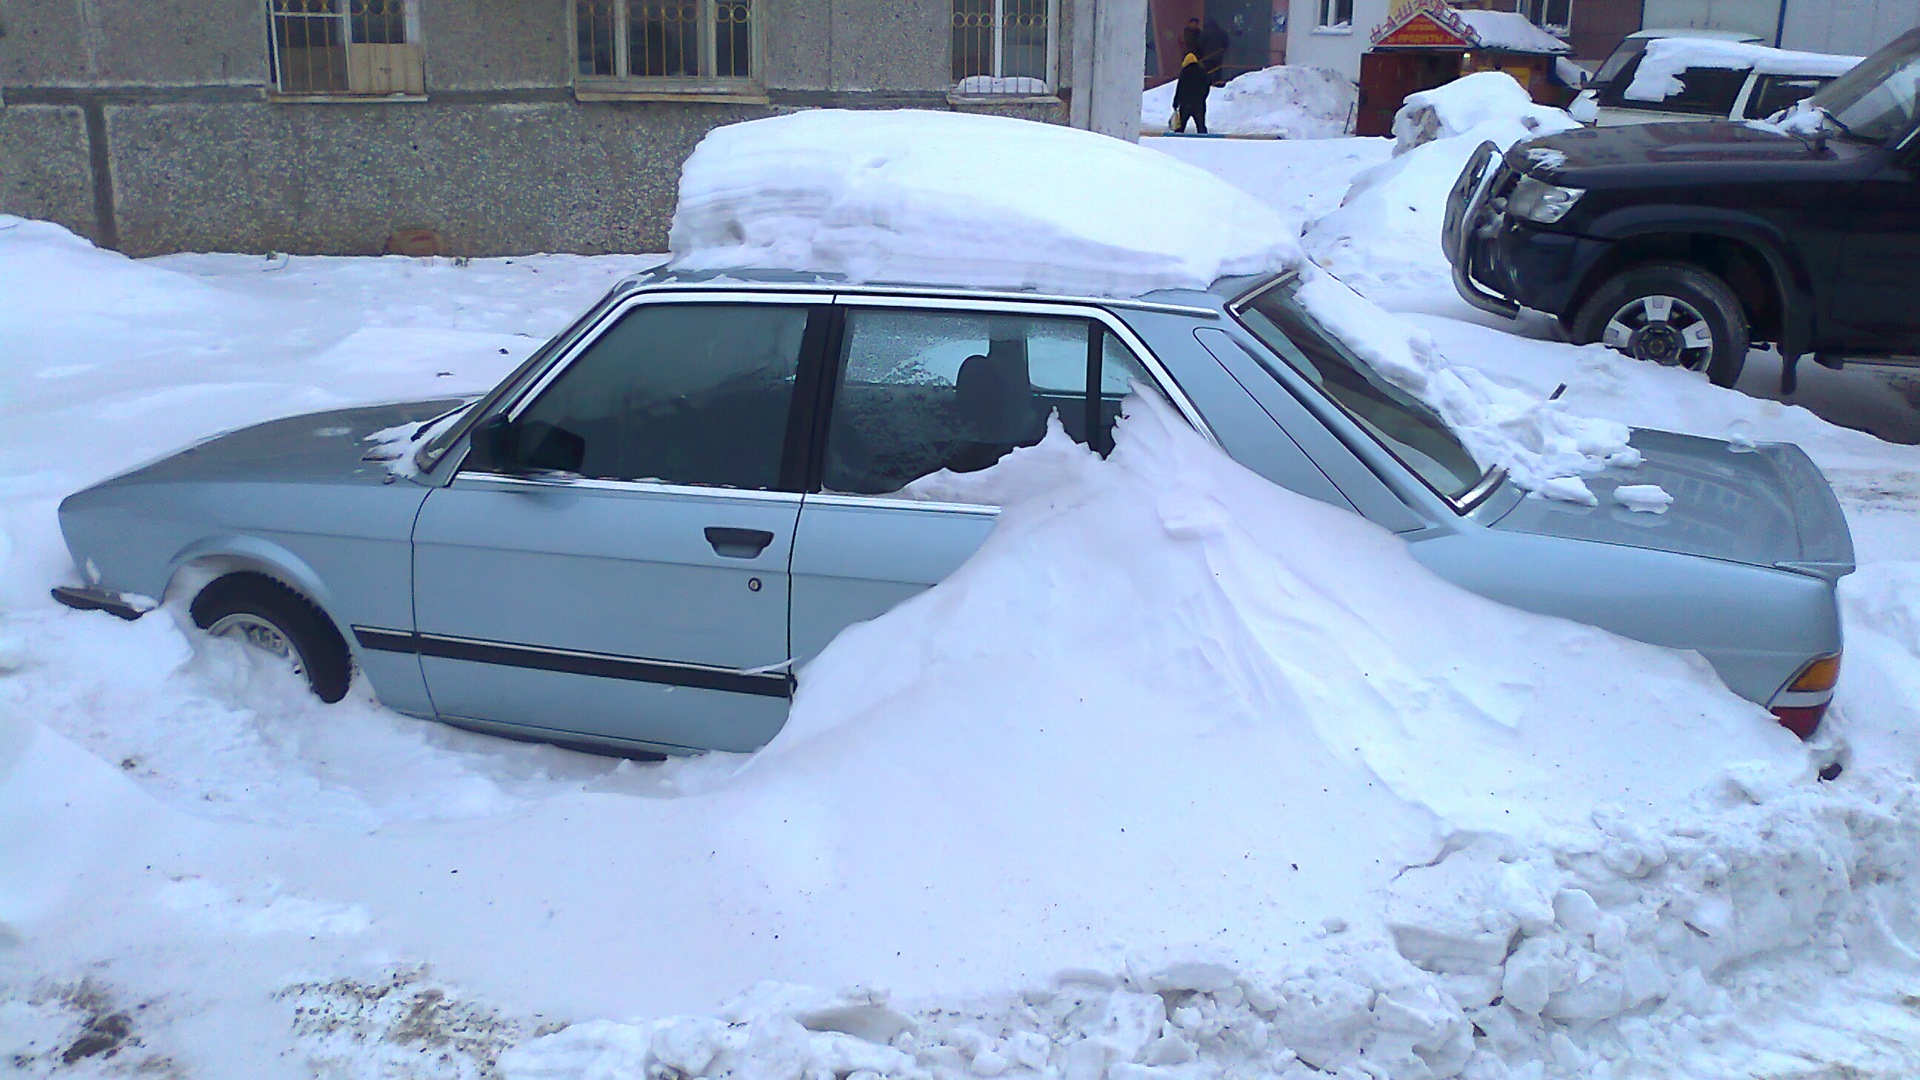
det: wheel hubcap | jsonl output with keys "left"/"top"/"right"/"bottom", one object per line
{"left": 206, "top": 613, "right": 304, "bottom": 676}
{"left": 1602, "top": 294, "right": 1716, "bottom": 371}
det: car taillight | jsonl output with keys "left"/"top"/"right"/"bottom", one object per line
{"left": 1770, "top": 654, "right": 1841, "bottom": 740}
{"left": 1771, "top": 703, "right": 1827, "bottom": 740}
{"left": 1788, "top": 655, "right": 1841, "bottom": 693}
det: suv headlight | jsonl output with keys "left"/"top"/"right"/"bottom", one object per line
{"left": 1507, "top": 176, "right": 1586, "bottom": 224}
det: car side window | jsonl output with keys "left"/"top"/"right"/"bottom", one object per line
{"left": 497, "top": 303, "right": 808, "bottom": 490}
{"left": 1657, "top": 66, "right": 1750, "bottom": 115}
{"left": 821, "top": 309, "right": 1154, "bottom": 498}
{"left": 1745, "top": 74, "right": 1829, "bottom": 118}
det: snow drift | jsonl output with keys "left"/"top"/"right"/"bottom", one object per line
{"left": 1305, "top": 75, "right": 1575, "bottom": 299}
{"left": 667, "top": 109, "right": 1301, "bottom": 296}
{"left": 1141, "top": 65, "right": 1357, "bottom": 138}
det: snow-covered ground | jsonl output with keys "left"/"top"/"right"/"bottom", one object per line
{"left": 6, "top": 108, "right": 1920, "bottom": 1080}
{"left": 1140, "top": 66, "right": 1355, "bottom": 138}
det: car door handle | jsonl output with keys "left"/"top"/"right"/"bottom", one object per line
{"left": 705, "top": 526, "right": 776, "bottom": 559}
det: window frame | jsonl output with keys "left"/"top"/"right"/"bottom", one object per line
{"left": 572, "top": 0, "right": 766, "bottom": 99}
{"left": 949, "top": 0, "right": 1063, "bottom": 95}
{"left": 1317, "top": 0, "right": 1354, "bottom": 32}
{"left": 266, "top": 0, "right": 425, "bottom": 100}
{"left": 1523, "top": 0, "right": 1572, "bottom": 36}
{"left": 457, "top": 291, "right": 827, "bottom": 497}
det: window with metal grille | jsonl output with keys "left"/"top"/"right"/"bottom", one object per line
{"left": 951, "top": 0, "right": 1056, "bottom": 92}
{"left": 576, "top": 1, "right": 758, "bottom": 85}
{"left": 268, "top": 0, "right": 424, "bottom": 96}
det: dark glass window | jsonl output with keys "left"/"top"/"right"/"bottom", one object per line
{"left": 823, "top": 310, "right": 1153, "bottom": 498}
{"left": 1745, "top": 74, "right": 1831, "bottom": 119}
{"left": 502, "top": 304, "right": 806, "bottom": 489}
{"left": 1236, "top": 282, "right": 1486, "bottom": 502}
{"left": 1664, "top": 66, "right": 1750, "bottom": 114}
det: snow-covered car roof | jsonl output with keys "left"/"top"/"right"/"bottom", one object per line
{"left": 1625, "top": 37, "right": 1863, "bottom": 103}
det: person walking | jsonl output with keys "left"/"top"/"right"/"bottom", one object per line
{"left": 1170, "top": 25, "right": 1211, "bottom": 134}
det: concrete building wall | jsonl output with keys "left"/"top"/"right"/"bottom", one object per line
{"left": 1781, "top": 0, "right": 1917, "bottom": 54}
{"left": 1283, "top": 0, "right": 1381, "bottom": 79}
{"left": 0, "top": 0, "right": 1117, "bottom": 256}
{"left": 1641, "top": 0, "right": 1780, "bottom": 41}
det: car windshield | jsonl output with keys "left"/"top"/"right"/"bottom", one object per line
{"left": 1592, "top": 37, "right": 1649, "bottom": 87}
{"left": 1807, "top": 27, "right": 1920, "bottom": 143}
{"left": 1234, "top": 280, "right": 1491, "bottom": 505}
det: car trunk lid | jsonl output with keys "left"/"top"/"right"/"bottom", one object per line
{"left": 1488, "top": 429, "right": 1854, "bottom": 581}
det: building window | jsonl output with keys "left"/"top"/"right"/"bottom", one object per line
{"left": 1523, "top": 0, "right": 1572, "bottom": 34}
{"left": 951, "top": 0, "right": 1056, "bottom": 92}
{"left": 1318, "top": 0, "right": 1353, "bottom": 30}
{"left": 268, "top": 0, "right": 424, "bottom": 96}
{"left": 576, "top": 1, "right": 758, "bottom": 87}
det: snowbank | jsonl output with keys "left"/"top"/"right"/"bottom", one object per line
{"left": 1141, "top": 65, "right": 1356, "bottom": 138}
{"left": 1390, "top": 71, "right": 1580, "bottom": 155}
{"left": 1304, "top": 77, "right": 1575, "bottom": 301}
{"left": 1625, "top": 38, "right": 1861, "bottom": 103}
{"left": 668, "top": 109, "right": 1301, "bottom": 296}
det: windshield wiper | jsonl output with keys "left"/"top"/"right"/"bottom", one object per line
{"left": 1816, "top": 105, "right": 1857, "bottom": 138}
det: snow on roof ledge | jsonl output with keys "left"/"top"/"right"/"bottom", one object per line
{"left": 1452, "top": 10, "right": 1570, "bottom": 55}
{"left": 667, "top": 110, "right": 1303, "bottom": 298}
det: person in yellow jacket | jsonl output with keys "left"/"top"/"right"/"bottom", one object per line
{"left": 1170, "top": 25, "right": 1211, "bottom": 134}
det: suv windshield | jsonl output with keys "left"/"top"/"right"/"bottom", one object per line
{"left": 1234, "top": 280, "right": 1490, "bottom": 504}
{"left": 1808, "top": 26, "right": 1920, "bottom": 143}
{"left": 1592, "top": 37, "right": 1649, "bottom": 87}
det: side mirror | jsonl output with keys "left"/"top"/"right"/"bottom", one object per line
{"left": 465, "top": 413, "right": 519, "bottom": 473}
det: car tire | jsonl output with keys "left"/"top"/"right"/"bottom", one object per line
{"left": 189, "top": 572, "right": 352, "bottom": 703}
{"left": 1571, "top": 262, "right": 1750, "bottom": 388}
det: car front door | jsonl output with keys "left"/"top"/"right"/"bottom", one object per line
{"left": 1834, "top": 128, "right": 1920, "bottom": 353}
{"left": 788, "top": 299, "right": 1168, "bottom": 666}
{"left": 405, "top": 294, "right": 823, "bottom": 753}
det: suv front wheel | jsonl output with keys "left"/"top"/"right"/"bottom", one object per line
{"left": 1571, "top": 262, "right": 1749, "bottom": 388}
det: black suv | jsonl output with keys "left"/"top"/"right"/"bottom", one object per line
{"left": 1445, "top": 27, "right": 1920, "bottom": 391}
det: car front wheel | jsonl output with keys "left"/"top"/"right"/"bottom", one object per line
{"left": 1571, "top": 262, "right": 1749, "bottom": 388}
{"left": 190, "top": 572, "right": 352, "bottom": 703}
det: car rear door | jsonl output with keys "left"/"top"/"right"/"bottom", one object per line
{"left": 402, "top": 293, "right": 827, "bottom": 753}
{"left": 787, "top": 297, "right": 1181, "bottom": 666}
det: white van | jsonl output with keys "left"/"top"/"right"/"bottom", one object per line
{"left": 1574, "top": 30, "right": 1861, "bottom": 125}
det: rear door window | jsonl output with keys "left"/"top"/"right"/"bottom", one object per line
{"left": 821, "top": 308, "right": 1154, "bottom": 498}
{"left": 1744, "top": 74, "right": 1830, "bottom": 118}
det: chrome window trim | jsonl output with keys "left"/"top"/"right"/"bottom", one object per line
{"left": 458, "top": 471, "right": 806, "bottom": 503}
{"left": 829, "top": 292, "right": 1221, "bottom": 447}
{"left": 805, "top": 492, "right": 1003, "bottom": 517}
{"left": 626, "top": 278, "right": 1223, "bottom": 318}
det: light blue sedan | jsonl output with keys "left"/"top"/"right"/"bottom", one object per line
{"left": 54, "top": 270, "right": 1854, "bottom": 750}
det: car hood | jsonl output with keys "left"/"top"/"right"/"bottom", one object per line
{"left": 101, "top": 399, "right": 470, "bottom": 488}
{"left": 1513, "top": 120, "right": 1861, "bottom": 186}
{"left": 1489, "top": 429, "right": 1854, "bottom": 581}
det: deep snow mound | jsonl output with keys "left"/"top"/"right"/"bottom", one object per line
{"left": 1390, "top": 72, "right": 1578, "bottom": 155}
{"left": 1141, "top": 65, "right": 1357, "bottom": 138}
{"left": 667, "top": 109, "right": 1300, "bottom": 296}
{"left": 1304, "top": 80, "right": 1573, "bottom": 301}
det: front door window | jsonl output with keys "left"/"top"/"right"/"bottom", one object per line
{"left": 502, "top": 302, "right": 809, "bottom": 489}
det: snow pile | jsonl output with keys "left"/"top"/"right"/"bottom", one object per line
{"left": 668, "top": 110, "right": 1300, "bottom": 296}
{"left": 1625, "top": 38, "right": 1860, "bottom": 102}
{"left": 1390, "top": 72, "right": 1580, "bottom": 155}
{"left": 1141, "top": 65, "right": 1357, "bottom": 138}
{"left": 1304, "top": 76, "right": 1575, "bottom": 300}
{"left": 1296, "top": 271, "right": 1640, "bottom": 497}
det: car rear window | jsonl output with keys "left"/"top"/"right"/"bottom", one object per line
{"left": 1234, "top": 281, "right": 1489, "bottom": 505}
